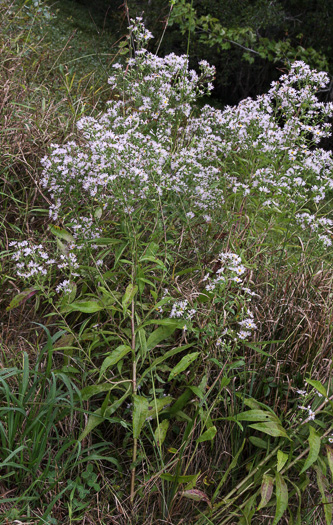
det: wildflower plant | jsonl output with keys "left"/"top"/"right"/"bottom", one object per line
{"left": 5, "top": 13, "right": 333, "bottom": 524}
{"left": 204, "top": 60, "right": 333, "bottom": 248}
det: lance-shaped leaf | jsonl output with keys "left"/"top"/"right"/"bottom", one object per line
{"left": 197, "top": 426, "right": 217, "bottom": 443}
{"left": 272, "top": 472, "right": 288, "bottom": 525}
{"left": 314, "top": 465, "right": 332, "bottom": 525}
{"left": 154, "top": 420, "right": 169, "bottom": 447}
{"left": 139, "top": 343, "right": 195, "bottom": 384}
{"left": 133, "top": 396, "right": 150, "bottom": 439}
{"left": 49, "top": 224, "right": 75, "bottom": 243}
{"left": 161, "top": 473, "right": 199, "bottom": 483}
{"left": 300, "top": 426, "right": 321, "bottom": 474}
{"left": 141, "top": 318, "right": 185, "bottom": 328}
{"left": 99, "top": 345, "right": 132, "bottom": 379}
{"left": 181, "top": 489, "right": 211, "bottom": 507}
{"left": 146, "top": 325, "right": 177, "bottom": 351}
{"left": 7, "top": 288, "right": 37, "bottom": 311}
{"left": 79, "top": 390, "right": 130, "bottom": 441}
{"left": 80, "top": 382, "right": 123, "bottom": 401}
{"left": 277, "top": 450, "right": 288, "bottom": 472}
{"left": 257, "top": 474, "right": 274, "bottom": 510}
{"left": 133, "top": 395, "right": 173, "bottom": 439}
{"left": 67, "top": 299, "right": 104, "bottom": 313}
{"left": 147, "top": 397, "right": 173, "bottom": 420}
{"left": 168, "top": 352, "right": 199, "bottom": 381}
{"left": 249, "top": 422, "right": 289, "bottom": 439}
{"left": 305, "top": 378, "right": 327, "bottom": 398}
{"left": 235, "top": 409, "right": 280, "bottom": 422}
{"left": 122, "top": 284, "right": 138, "bottom": 314}
{"left": 326, "top": 445, "right": 333, "bottom": 482}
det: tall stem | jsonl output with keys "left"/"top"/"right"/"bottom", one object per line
{"left": 130, "top": 298, "right": 137, "bottom": 505}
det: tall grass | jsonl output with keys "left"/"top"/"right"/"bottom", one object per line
{"left": 1, "top": 3, "right": 333, "bottom": 524}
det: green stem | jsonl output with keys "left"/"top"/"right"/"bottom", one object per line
{"left": 130, "top": 297, "right": 137, "bottom": 505}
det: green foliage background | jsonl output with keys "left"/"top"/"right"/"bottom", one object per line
{"left": 56, "top": 0, "right": 333, "bottom": 104}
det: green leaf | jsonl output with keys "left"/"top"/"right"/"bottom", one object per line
{"left": 67, "top": 300, "right": 104, "bottom": 313}
{"left": 326, "top": 445, "right": 333, "bottom": 482}
{"left": 168, "top": 352, "right": 199, "bottom": 381}
{"left": 258, "top": 474, "right": 274, "bottom": 510}
{"left": 132, "top": 396, "right": 173, "bottom": 440}
{"left": 79, "top": 389, "right": 130, "bottom": 441}
{"left": 154, "top": 420, "right": 169, "bottom": 447}
{"left": 314, "top": 465, "right": 332, "bottom": 525}
{"left": 187, "top": 386, "right": 204, "bottom": 399}
{"left": 289, "top": 480, "right": 302, "bottom": 525}
{"left": 242, "top": 397, "right": 262, "bottom": 410}
{"left": 146, "top": 325, "right": 177, "bottom": 351}
{"left": 235, "top": 409, "right": 279, "bottom": 422}
{"left": 149, "top": 396, "right": 173, "bottom": 415}
{"left": 181, "top": 489, "right": 211, "bottom": 507}
{"left": 168, "top": 388, "right": 193, "bottom": 416}
{"left": 99, "top": 345, "right": 132, "bottom": 379}
{"left": 49, "top": 224, "right": 74, "bottom": 243}
{"left": 20, "top": 352, "right": 29, "bottom": 399}
{"left": 161, "top": 473, "right": 199, "bottom": 483}
{"left": 241, "top": 397, "right": 277, "bottom": 416}
{"left": 94, "top": 207, "right": 102, "bottom": 219}
{"left": 132, "top": 395, "right": 150, "bottom": 439}
{"left": 242, "top": 341, "right": 270, "bottom": 357}
{"left": 141, "top": 318, "right": 185, "bottom": 329}
{"left": 122, "top": 284, "right": 138, "bottom": 314}
{"left": 139, "top": 343, "right": 195, "bottom": 384}
{"left": 272, "top": 472, "right": 288, "bottom": 525}
{"left": 249, "top": 436, "right": 269, "bottom": 449}
{"left": 197, "top": 426, "right": 217, "bottom": 443}
{"left": 7, "top": 288, "right": 37, "bottom": 311}
{"left": 138, "top": 328, "right": 147, "bottom": 359}
{"left": 277, "top": 450, "right": 288, "bottom": 472}
{"left": 300, "top": 426, "right": 321, "bottom": 474}
{"left": 87, "top": 238, "right": 122, "bottom": 246}
{"left": 249, "top": 422, "right": 289, "bottom": 439}
{"left": 212, "top": 440, "right": 245, "bottom": 502}
{"left": 79, "top": 383, "right": 124, "bottom": 401}
{"left": 305, "top": 378, "right": 327, "bottom": 398}
{"left": 139, "top": 255, "right": 167, "bottom": 270}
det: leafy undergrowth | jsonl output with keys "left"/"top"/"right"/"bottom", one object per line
{"left": 1, "top": 2, "right": 333, "bottom": 524}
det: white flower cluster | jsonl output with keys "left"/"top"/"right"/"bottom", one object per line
{"left": 204, "top": 252, "right": 247, "bottom": 291}
{"left": 9, "top": 240, "right": 55, "bottom": 281}
{"left": 55, "top": 279, "right": 72, "bottom": 294}
{"left": 108, "top": 18, "right": 215, "bottom": 116}
{"left": 170, "top": 300, "right": 196, "bottom": 320}
{"left": 204, "top": 252, "right": 259, "bottom": 342}
{"left": 9, "top": 240, "right": 79, "bottom": 286}
{"left": 183, "top": 60, "right": 333, "bottom": 248}
{"left": 295, "top": 213, "right": 332, "bottom": 246}
{"left": 40, "top": 22, "right": 333, "bottom": 251}
{"left": 298, "top": 404, "right": 316, "bottom": 421}
{"left": 40, "top": 20, "right": 221, "bottom": 228}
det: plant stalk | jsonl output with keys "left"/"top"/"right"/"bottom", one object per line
{"left": 130, "top": 297, "right": 137, "bottom": 505}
